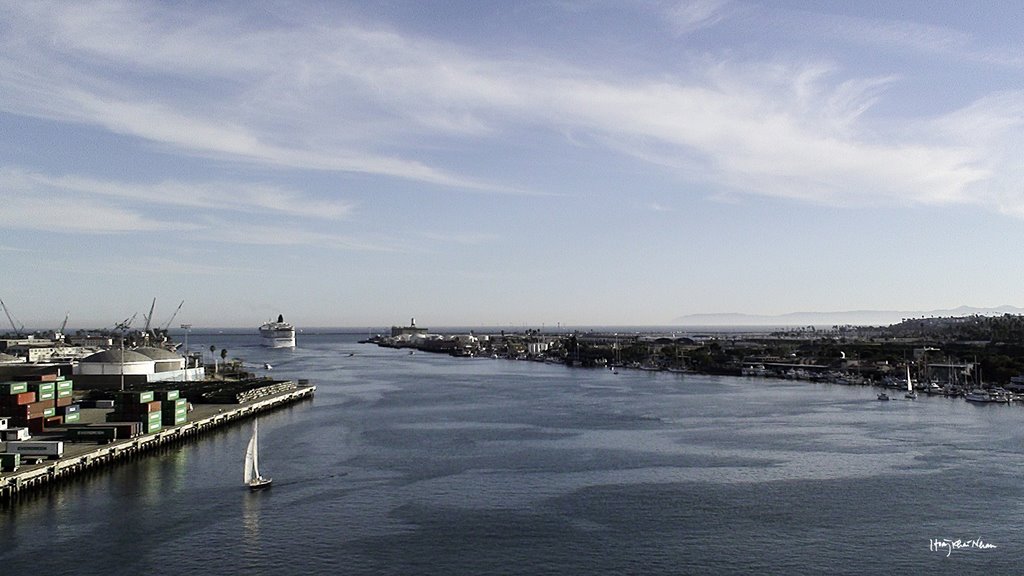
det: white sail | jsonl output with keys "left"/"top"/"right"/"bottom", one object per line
{"left": 252, "top": 419, "right": 261, "bottom": 478}
{"left": 244, "top": 433, "right": 256, "bottom": 484}
{"left": 906, "top": 366, "right": 913, "bottom": 392}
{"left": 244, "top": 418, "right": 271, "bottom": 489}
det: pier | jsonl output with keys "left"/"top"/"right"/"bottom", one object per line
{"left": 0, "top": 383, "right": 316, "bottom": 502}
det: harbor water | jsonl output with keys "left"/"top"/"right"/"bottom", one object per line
{"left": 2, "top": 332, "right": 1023, "bottom": 574}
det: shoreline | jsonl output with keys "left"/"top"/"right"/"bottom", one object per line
{"left": 0, "top": 383, "right": 315, "bottom": 503}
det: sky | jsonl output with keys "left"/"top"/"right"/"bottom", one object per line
{"left": 2, "top": 0, "right": 1024, "bottom": 330}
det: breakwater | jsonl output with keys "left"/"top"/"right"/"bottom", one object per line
{"left": 0, "top": 383, "right": 315, "bottom": 502}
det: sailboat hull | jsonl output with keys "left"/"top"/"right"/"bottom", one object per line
{"left": 248, "top": 477, "right": 273, "bottom": 490}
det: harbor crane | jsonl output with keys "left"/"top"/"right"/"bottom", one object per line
{"left": 0, "top": 299, "right": 25, "bottom": 337}
{"left": 55, "top": 312, "right": 69, "bottom": 342}
{"left": 161, "top": 300, "right": 184, "bottom": 331}
{"left": 142, "top": 297, "right": 157, "bottom": 334}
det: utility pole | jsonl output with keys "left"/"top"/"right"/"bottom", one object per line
{"left": 181, "top": 324, "right": 192, "bottom": 382}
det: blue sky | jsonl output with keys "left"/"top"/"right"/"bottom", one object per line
{"left": 2, "top": 0, "right": 1024, "bottom": 329}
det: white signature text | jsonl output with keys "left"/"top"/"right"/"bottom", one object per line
{"left": 929, "top": 538, "right": 997, "bottom": 557}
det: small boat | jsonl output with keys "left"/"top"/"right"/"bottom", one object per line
{"left": 263, "top": 363, "right": 272, "bottom": 370}
{"left": 877, "top": 393, "right": 889, "bottom": 401}
{"left": 904, "top": 366, "right": 917, "bottom": 399}
{"left": 244, "top": 419, "right": 272, "bottom": 490}
{"left": 965, "top": 389, "right": 989, "bottom": 403}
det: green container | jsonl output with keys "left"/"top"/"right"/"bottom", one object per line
{"left": 162, "top": 398, "right": 187, "bottom": 412}
{"left": 38, "top": 391, "right": 55, "bottom": 401}
{"left": 156, "top": 389, "right": 180, "bottom": 401}
{"left": 0, "top": 381, "right": 28, "bottom": 395}
{"left": 43, "top": 407, "right": 56, "bottom": 418}
{"left": 163, "top": 408, "right": 188, "bottom": 425}
{"left": 64, "top": 412, "right": 81, "bottom": 423}
{"left": 57, "top": 389, "right": 72, "bottom": 398}
{"left": 56, "top": 381, "right": 73, "bottom": 391}
{"left": 29, "top": 382, "right": 55, "bottom": 395}
{"left": 117, "top": 390, "right": 155, "bottom": 404}
{"left": 143, "top": 419, "right": 162, "bottom": 434}
{"left": 0, "top": 452, "right": 21, "bottom": 472}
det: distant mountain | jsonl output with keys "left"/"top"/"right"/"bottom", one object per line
{"left": 671, "top": 305, "right": 1024, "bottom": 327}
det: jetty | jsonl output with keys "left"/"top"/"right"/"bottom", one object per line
{"left": 0, "top": 382, "right": 315, "bottom": 502}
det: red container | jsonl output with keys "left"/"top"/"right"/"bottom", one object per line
{"left": 2, "top": 391, "right": 36, "bottom": 406}
{"left": 15, "top": 400, "right": 53, "bottom": 419}
{"left": 55, "top": 396, "right": 72, "bottom": 408}
{"left": 24, "top": 373, "right": 59, "bottom": 382}
{"left": 45, "top": 415, "right": 63, "bottom": 427}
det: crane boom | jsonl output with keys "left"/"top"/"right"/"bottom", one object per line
{"left": 143, "top": 297, "right": 156, "bottom": 332}
{"left": 162, "top": 300, "right": 184, "bottom": 330}
{"left": 0, "top": 299, "right": 25, "bottom": 337}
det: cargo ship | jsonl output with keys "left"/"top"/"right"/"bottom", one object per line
{"left": 259, "top": 315, "right": 296, "bottom": 348}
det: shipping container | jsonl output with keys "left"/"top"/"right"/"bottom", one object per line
{"left": 25, "top": 417, "right": 46, "bottom": 434}
{"left": 4, "top": 440, "right": 64, "bottom": 458}
{"left": 103, "top": 422, "right": 142, "bottom": 438}
{"left": 56, "top": 389, "right": 73, "bottom": 399}
{"left": 142, "top": 419, "right": 162, "bottom": 434}
{"left": 56, "top": 380, "right": 73, "bottom": 391}
{"left": 43, "top": 407, "right": 56, "bottom": 418}
{"left": 37, "top": 390, "right": 55, "bottom": 402}
{"left": 0, "top": 427, "right": 30, "bottom": 441}
{"left": 0, "top": 452, "right": 20, "bottom": 472}
{"left": 1, "top": 391, "right": 36, "bottom": 406}
{"left": 59, "top": 403, "right": 80, "bottom": 415}
{"left": 0, "top": 381, "right": 28, "bottom": 395}
{"left": 115, "top": 390, "right": 155, "bottom": 404}
{"left": 28, "top": 382, "right": 56, "bottom": 395}
{"left": 154, "top": 389, "right": 180, "bottom": 401}
{"left": 162, "top": 408, "right": 188, "bottom": 425}
{"left": 13, "top": 400, "right": 53, "bottom": 419}
{"left": 63, "top": 411, "right": 80, "bottom": 424}
{"left": 55, "top": 395, "right": 72, "bottom": 408}
{"left": 162, "top": 398, "right": 188, "bottom": 411}
{"left": 45, "top": 415, "right": 62, "bottom": 427}
{"left": 24, "top": 373, "right": 59, "bottom": 382}
{"left": 66, "top": 426, "right": 115, "bottom": 443}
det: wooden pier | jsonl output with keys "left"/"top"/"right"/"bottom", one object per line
{"left": 0, "top": 383, "right": 316, "bottom": 502}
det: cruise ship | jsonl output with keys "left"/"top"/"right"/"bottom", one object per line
{"left": 259, "top": 314, "right": 296, "bottom": 348}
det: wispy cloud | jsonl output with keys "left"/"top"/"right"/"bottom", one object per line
{"left": 0, "top": 2, "right": 1022, "bottom": 219}
{"left": 0, "top": 168, "right": 352, "bottom": 220}
{"left": 662, "top": 0, "right": 735, "bottom": 35}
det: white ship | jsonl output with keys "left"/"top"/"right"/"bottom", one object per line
{"left": 259, "top": 314, "right": 296, "bottom": 348}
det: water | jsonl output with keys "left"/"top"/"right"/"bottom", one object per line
{"left": 2, "top": 332, "right": 1021, "bottom": 574}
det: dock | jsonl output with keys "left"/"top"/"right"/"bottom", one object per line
{"left": 0, "top": 383, "right": 316, "bottom": 502}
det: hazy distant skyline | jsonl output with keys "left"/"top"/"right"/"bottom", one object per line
{"left": 3, "top": 1, "right": 1024, "bottom": 329}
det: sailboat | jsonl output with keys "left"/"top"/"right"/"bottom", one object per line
{"left": 905, "top": 366, "right": 917, "bottom": 399}
{"left": 244, "top": 418, "right": 272, "bottom": 490}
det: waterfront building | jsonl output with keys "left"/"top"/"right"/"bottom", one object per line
{"left": 73, "top": 348, "right": 204, "bottom": 390}
{"left": 391, "top": 318, "right": 428, "bottom": 338}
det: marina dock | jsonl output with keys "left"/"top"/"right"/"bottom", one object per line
{"left": 0, "top": 383, "right": 315, "bottom": 502}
